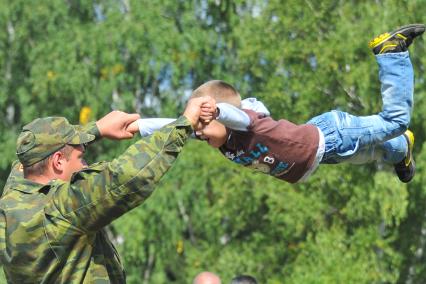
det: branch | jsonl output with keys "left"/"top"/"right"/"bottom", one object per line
{"left": 177, "top": 199, "right": 196, "bottom": 244}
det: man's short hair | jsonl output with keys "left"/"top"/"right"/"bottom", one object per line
{"left": 191, "top": 80, "right": 241, "bottom": 107}
{"left": 231, "top": 275, "right": 258, "bottom": 284}
{"left": 23, "top": 145, "right": 74, "bottom": 177}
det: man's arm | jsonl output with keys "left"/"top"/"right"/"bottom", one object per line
{"left": 130, "top": 101, "right": 257, "bottom": 134}
{"left": 74, "top": 121, "right": 101, "bottom": 141}
{"left": 129, "top": 99, "right": 270, "bottom": 135}
{"left": 47, "top": 117, "right": 192, "bottom": 232}
{"left": 127, "top": 99, "right": 216, "bottom": 137}
{"left": 46, "top": 97, "right": 214, "bottom": 233}
{"left": 75, "top": 111, "right": 141, "bottom": 142}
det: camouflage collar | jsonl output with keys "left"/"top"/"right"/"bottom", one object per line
{"left": 10, "top": 176, "right": 53, "bottom": 194}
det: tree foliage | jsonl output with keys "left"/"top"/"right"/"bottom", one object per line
{"left": 1, "top": 0, "right": 426, "bottom": 283}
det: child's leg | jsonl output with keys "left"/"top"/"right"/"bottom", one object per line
{"left": 308, "top": 52, "right": 413, "bottom": 163}
{"left": 310, "top": 25, "right": 423, "bottom": 182}
{"left": 343, "top": 135, "right": 407, "bottom": 165}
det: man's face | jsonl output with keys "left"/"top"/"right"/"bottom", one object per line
{"left": 61, "top": 144, "right": 87, "bottom": 181}
{"left": 195, "top": 120, "right": 228, "bottom": 148}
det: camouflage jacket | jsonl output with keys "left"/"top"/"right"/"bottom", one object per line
{"left": 0, "top": 117, "right": 192, "bottom": 283}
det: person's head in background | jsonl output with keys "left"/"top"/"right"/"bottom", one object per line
{"left": 193, "top": 271, "right": 222, "bottom": 284}
{"left": 191, "top": 80, "right": 241, "bottom": 148}
{"left": 231, "top": 275, "right": 258, "bottom": 284}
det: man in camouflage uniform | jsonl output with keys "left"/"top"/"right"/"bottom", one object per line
{"left": 0, "top": 97, "right": 215, "bottom": 283}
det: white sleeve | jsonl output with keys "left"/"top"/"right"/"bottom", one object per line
{"left": 137, "top": 118, "right": 176, "bottom": 136}
{"left": 216, "top": 103, "right": 251, "bottom": 131}
{"left": 241, "top": 97, "right": 270, "bottom": 116}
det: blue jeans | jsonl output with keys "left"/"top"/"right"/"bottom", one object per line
{"left": 307, "top": 52, "right": 413, "bottom": 165}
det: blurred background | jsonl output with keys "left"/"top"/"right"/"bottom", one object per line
{"left": 0, "top": 0, "right": 425, "bottom": 283}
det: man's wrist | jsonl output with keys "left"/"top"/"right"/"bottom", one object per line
{"left": 93, "top": 121, "right": 105, "bottom": 140}
{"left": 181, "top": 115, "right": 195, "bottom": 130}
{"left": 80, "top": 121, "right": 102, "bottom": 142}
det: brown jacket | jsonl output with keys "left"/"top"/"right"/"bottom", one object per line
{"left": 219, "top": 110, "right": 319, "bottom": 183}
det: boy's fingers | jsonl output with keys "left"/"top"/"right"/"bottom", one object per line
{"left": 200, "top": 112, "right": 214, "bottom": 119}
{"left": 120, "top": 131, "right": 135, "bottom": 139}
{"left": 201, "top": 106, "right": 216, "bottom": 114}
{"left": 200, "top": 106, "right": 214, "bottom": 112}
{"left": 200, "top": 108, "right": 213, "bottom": 113}
{"left": 200, "top": 112, "right": 213, "bottom": 118}
{"left": 201, "top": 105, "right": 215, "bottom": 110}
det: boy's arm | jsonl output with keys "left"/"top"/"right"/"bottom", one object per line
{"left": 136, "top": 118, "right": 176, "bottom": 136}
{"left": 128, "top": 99, "right": 216, "bottom": 136}
{"left": 241, "top": 98, "right": 270, "bottom": 116}
{"left": 129, "top": 118, "right": 201, "bottom": 138}
{"left": 216, "top": 103, "right": 251, "bottom": 131}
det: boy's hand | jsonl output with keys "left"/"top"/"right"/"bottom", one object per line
{"left": 126, "top": 120, "right": 140, "bottom": 134}
{"left": 183, "top": 96, "right": 216, "bottom": 128}
{"left": 199, "top": 99, "right": 216, "bottom": 123}
{"left": 96, "top": 111, "right": 141, "bottom": 140}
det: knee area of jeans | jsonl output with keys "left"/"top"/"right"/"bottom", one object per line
{"left": 395, "top": 119, "right": 409, "bottom": 133}
{"left": 401, "top": 110, "right": 411, "bottom": 124}
{"left": 389, "top": 124, "right": 408, "bottom": 141}
{"left": 386, "top": 114, "right": 410, "bottom": 132}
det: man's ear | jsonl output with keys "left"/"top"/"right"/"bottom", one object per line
{"left": 50, "top": 151, "right": 65, "bottom": 172}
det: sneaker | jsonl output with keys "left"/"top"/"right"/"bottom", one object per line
{"left": 394, "top": 130, "right": 415, "bottom": 183}
{"left": 369, "top": 24, "right": 425, "bottom": 54}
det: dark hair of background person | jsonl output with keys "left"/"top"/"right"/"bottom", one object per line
{"left": 231, "top": 275, "right": 258, "bottom": 284}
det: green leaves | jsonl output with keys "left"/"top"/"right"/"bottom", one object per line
{"left": 1, "top": 1, "right": 426, "bottom": 283}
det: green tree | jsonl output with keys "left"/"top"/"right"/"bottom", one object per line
{"left": 1, "top": 0, "right": 426, "bottom": 283}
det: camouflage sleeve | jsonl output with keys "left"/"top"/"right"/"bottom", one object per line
{"left": 46, "top": 116, "right": 192, "bottom": 232}
{"left": 74, "top": 121, "right": 101, "bottom": 142}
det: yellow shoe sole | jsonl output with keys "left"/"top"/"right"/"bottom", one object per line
{"left": 404, "top": 130, "right": 414, "bottom": 167}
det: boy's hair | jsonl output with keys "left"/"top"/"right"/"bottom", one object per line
{"left": 191, "top": 80, "right": 241, "bottom": 107}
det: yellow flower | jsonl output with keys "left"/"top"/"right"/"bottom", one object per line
{"left": 47, "top": 71, "right": 56, "bottom": 80}
{"left": 100, "top": 67, "right": 109, "bottom": 80}
{"left": 176, "top": 240, "right": 184, "bottom": 254}
{"left": 112, "top": 64, "right": 124, "bottom": 75}
{"left": 100, "top": 64, "right": 124, "bottom": 80}
{"left": 79, "top": 106, "right": 92, "bottom": 125}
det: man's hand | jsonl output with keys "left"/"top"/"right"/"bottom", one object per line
{"left": 183, "top": 97, "right": 216, "bottom": 128}
{"left": 96, "top": 111, "right": 141, "bottom": 140}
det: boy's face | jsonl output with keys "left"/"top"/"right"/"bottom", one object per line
{"left": 195, "top": 120, "right": 228, "bottom": 148}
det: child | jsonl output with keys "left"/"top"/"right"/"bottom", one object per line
{"left": 130, "top": 24, "right": 424, "bottom": 184}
